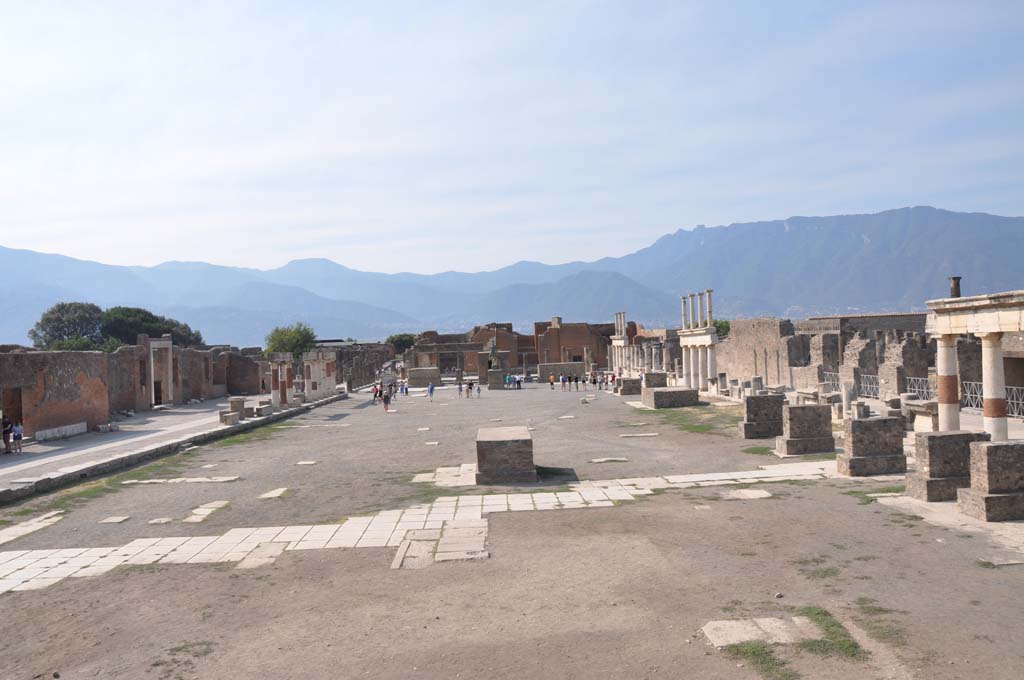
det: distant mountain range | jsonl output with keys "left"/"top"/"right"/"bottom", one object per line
{"left": 3, "top": 206, "right": 1022, "bottom": 347}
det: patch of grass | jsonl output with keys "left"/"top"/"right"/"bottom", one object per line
{"left": 852, "top": 555, "right": 878, "bottom": 562}
{"left": 743, "top": 446, "right": 774, "bottom": 455}
{"left": 793, "top": 555, "right": 829, "bottom": 566}
{"left": 659, "top": 404, "right": 743, "bottom": 436}
{"left": 976, "top": 560, "right": 998, "bottom": 569}
{"left": 796, "top": 606, "right": 867, "bottom": 660}
{"left": 853, "top": 597, "right": 907, "bottom": 646}
{"left": 723, "top": 641, "right": 800, "bottom": 680}
{"left": 213, "top": 422, "right": 289, "bottom": 447}
{"left": 738, "top": 551, "right": 757, "bottom": 557}
{"left": 806, "top": 566, "right": 841, "bottom": 580}
{"left": 842, "top": 485, "right": 906, "bottom": 505}
{"left": 168, "top": 641, "right": 215, "bottom": 658}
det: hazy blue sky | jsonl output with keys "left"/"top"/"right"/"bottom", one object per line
{"left": 2, "top": 1, "right": 1022, "bottom": 273}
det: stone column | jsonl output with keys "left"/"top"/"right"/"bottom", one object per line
{"left": 147, "top": 347, "right": 156, "bottom": 407}
{"left": 706, "top": 289, "right": 714, "bottom": 327}
{"left": 681, "top": 347, "right": 691, "bottom": 388}
{"left": 698, "top": 293, "right": 706, "bottom": 329}
{"left": 688, "top": 293, "right": 696, "bottom": 329}
{"left": 698, "top": 346, "right": 709, "bottom": 390}
{"left": 689, "top": 346, "right": 700, "bottom": 388}
{"left": 681, "top": 297, "right": 688, "bottom": 330}
{"left": 166, "top": 347, "right": 174, "bottom": 404}
{"left": 980, "top": 332, "right": 1008, "bottom": 441}
{"left": 936, "top": 334, "right": 960, "bottom": 431}
{"left": 707, "top": 345, "right": 717, "bottom": 393}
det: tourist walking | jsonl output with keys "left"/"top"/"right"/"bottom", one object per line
{"left": 466, "top": 380, "right": 474, "bottom": 398}
{"left": 549, "top": 374, "right": 555, "bottom": 389}
{"left": 382, "top": 390, "right": 391, "bottom": 413}
{"left": 428, "top": 382, "right": 435, "bottom": 402}
{"left": 574, "top": 375, "right": 580, "bottom": 391}
{"left": 1, "top": 414, "right": 12, "bottom": 454}
{"left": 458, "top": 382, "right": 463, "bottom": 398}
{"left": 12, "top": 422, "right": 23, "bottom": 453}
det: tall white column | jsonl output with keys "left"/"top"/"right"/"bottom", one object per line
{"left": 980, "top": 332, "right": 1008, "bottom": 441}
{"left": 148, "top": 347, "right": 156, "bottom": 407}
{"left": 689, "top": 346, "right": 700, "bottom": 389}
{"left": 706, "top": 289, "right": 714, "bottom": 327}
{"left": 707, "top": 345, "right": 717, "bottom": 393}
{"left": 698, "top": 346, "right": 709, "bottom": 390}
{"left": 166, "top": 348, "right": 174, "bottom": 403}
{"left": 681, "top": 297, "right": 688, "bottom": 329}
{"left": 936, "top": 334, "right": 960, "bottom": 431}
{"left": 698, "top": 293, "right": 706, "bottom": 328}
{"left": 688, "top": 293, "right": 696, "bottom": 329}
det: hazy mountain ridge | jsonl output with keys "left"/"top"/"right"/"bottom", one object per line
{"left": 3, "top": 207, "right": 1022, "bottom": 346}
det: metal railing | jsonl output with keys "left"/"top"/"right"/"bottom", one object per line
{"left": 1009, "top": 385, "right": 1024, "bottom": 418}
{"left": 859, "top": 374, "right": 879, "bottom": 399}
{"left": 961, "top": 381, "right": 983, "bottom": 410}
{"left": 905, "top": 376, "right": 936, "bottom": 401}
{"left": 823, "top": 372, "right": 840, "bottom": 393}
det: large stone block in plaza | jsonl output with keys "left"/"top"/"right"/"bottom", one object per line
{"left": 958, "top": 442, "right": 1024, "bottom": 520}
{"left": 486, "top": 368, "right": 506, "bottom": 390}
{"left": 475, "top": 426, "right": 537, "bottom": 484}
{"left": 407, "top": 367, "right": 441, "bottom": 388}
{"left": 641, "top": 387, "right": 698, "bottom": 409}
{"left": 906, "top": 431, "right": 991, "bottom": 502}
{"left": 775, "top": 404, "right": 835, "bottom": 456}
{"left": 739, "top": 394, "right": 784, "bottom": 439}
{"left": 643, "top": 372, "right": 668, "bottom": 388}
{"left": 836, "top": 417, "right": 906, "bottom": 476}
{"left": 618, "top": 378, "right": 641, "bottom": 396}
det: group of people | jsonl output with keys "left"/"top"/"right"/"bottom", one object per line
{"left": 456, "top": 380, "right": 480, "bottom": 398}
{"left": 500, "top": 374, "right": 524, "bottom": 389}
{"left": 1, "top": 414, "right": 24, "bottom": 454}
{"left": 372, "top": 380, "right": 407, "bottom": 412}
{"left": 549, "top": 373, "right": 615, "bottom": 392}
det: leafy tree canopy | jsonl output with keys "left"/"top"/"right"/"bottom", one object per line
{"left": 385, "top": 333, "right": 417, "bottom": 354}
{"left": 265, "top": 322, "right": 317, "bottom": 357}
{"left": 29, "top": 302, "right": 103, "bottom": 348}
{"left": 101, "top": 307, "right": 204, "bottom": 347}
{"left": 714, "top": 319, "right": 730, "bottom": 338}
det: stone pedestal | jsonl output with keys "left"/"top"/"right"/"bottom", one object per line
{"left": 229, "top": 397, "right": 246, "bottom": 420}
{"left": 836, "top": 417, "right": 906, "bottom": 476}
{"left": 642, "top": 387, "right": 698, "bottom": 409}
{"left": 475, "top": 426, "right": 536, "bottom": 484}
{"left": 618, "top": 378, "right": 642, "bottom": 396}
{"left": 487, "top": 369, "right": 506, "bottom": 390}
{"left": 408, "top": 367, "right": 441, "bottom": 388}
{"left": 219, "top": 410, "right": 240, "bottom": 426}
{"left": 255, "top": 404, "right": 273, "bottom": 417}
{"left": 739, "top": 394, "right": 784, "bottom": 439}
{"left": 775, "top": 405, "right": 835, "bottom": 456}
{"left": 907, "top": 431, "right": 991, "bottom": 502}
{"left": 643, "top": 372, "right": 668, "bottom": 388}
{"left": 957, "top": 441, "right": 1024, "bottom": 521}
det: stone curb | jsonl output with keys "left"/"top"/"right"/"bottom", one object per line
{"left": 0, "top": 393, "right": 348, "bottom": 507}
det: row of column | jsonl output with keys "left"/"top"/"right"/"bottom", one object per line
{"left": 612, "top": 344, "right": 644, "bottom": 375}
{"left": 681, "top": 289, "right": 714, "bottom": 329}
{"left": 679, "top": 345, "right": 716, "bottom": 391}
{"left": 935, "top": 332, "right": 1007, "bottom": 441}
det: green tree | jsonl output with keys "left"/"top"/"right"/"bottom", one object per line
{"left": 265, "top": 322, "right": 317, "bottom": 357}
{"left": 29, "top": 302, "right": 104, "bottom": 348}
{"left": 100, "top": 307, "right": 204, "bottom": 347}
{"left": 385, "top": 333, "right": 417, "bottom": 354}
{"left": 714, "top": 319, "right": 730, "bottom": 338}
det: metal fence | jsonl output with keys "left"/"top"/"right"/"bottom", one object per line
{"left": 905, "top": 376, "right": 936, "bottom": 401}
{"left": 823, "top": 372, "right": 841, "bottom": 393}
{"left": 859, "top": 373, "right": 879, "bottom": 399}
{"left": 961, "top": 381, "right": 983, "bottom": 410}
{"left": 1009, "top": 385, "right": 1024, "bottom": 418}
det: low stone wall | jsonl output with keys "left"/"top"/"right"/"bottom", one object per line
{"left": 739, "top": 394, "right": 784, "bottom": 439}
{"left": 407, "top": 367, "right": 441, "bottom": 388}
{"left": 617, "top": 378, "right": 641, "bottom": 396}
{"left": 643, "top": 372, "right": 668, "bottom": 388}
{"left": 836, "top": 417, "right": 906, "bottom": 476}
{"left": 907, "top": 431, "right": 990, "bottom": 502}
{"left": 641, "top": 387, "right": 698, "bottom": 409}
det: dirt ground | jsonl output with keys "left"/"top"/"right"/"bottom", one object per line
{"left": 1, "top": 384, "right": 1022, "bottom": 680}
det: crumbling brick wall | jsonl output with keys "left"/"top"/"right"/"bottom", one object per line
{"left": 716, "top": 318, "right": 810, "bottom": 387}
{"left": 0, "top": 351, "right": 110, "bottom": 437}
{"left": 226, "top": 352, "right": 261, "bottom": 395}
{"left": 107, "top": 345, "right": 149, "bottom": 413}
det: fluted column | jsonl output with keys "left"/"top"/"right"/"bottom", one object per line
{"left": 707, "top": 345, "right": 717, "bottom": 393}
{"left": 706, "top": 289, "right": 714, "bottom": 327}
{"left": 698, "top": 293, "right": 706, "bottom": 328}
{"left": 688, "top": 293, "right": 696, "bottom": 329}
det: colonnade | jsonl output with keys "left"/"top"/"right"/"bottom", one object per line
{"left": 935, "top": 332, "right": 1007, "bottom": 441}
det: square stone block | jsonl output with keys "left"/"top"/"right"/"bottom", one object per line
{"left": 486, "top": 369, "right": 506, "bottom": 390}
{"left": 618, "top": 378, "right": 641, "bottom": 396}
{"left": 968, "top": 441, "right": 1024, "bottom": 495}
{"left": 407, "top": 367, "right": 441, "bottom": 388}
{"left": 783, "top": 405, "right": 832, "bottom": 439}
{"left": 475, "top": 426, "right": 536, "bottom": 485}
{"left": 906, "top": 475, "right": 969, "bottom": 503}
{"left": 957, "top": 487, "right": 1024, "bottom": 522}
{"left": 845, "top": 417, "right": 903, "bottom": 457}
{"left": 219, "top": 411, "right": 240, "bottom": 426}
{"left": 914, "top": 431, "right": 991, "bottom": 480}
{"left": 641, "top": 387, "right": 698, "bottom": 409}
{"left": 775, "top": 435, "right": 836, "bottom": 456}
{"left": 836, "top": 453, "right": 906, "bottom": 477}
{"left": 228, "top": 397, "right": 246, "bottom": 413}
{"left": 643, "top": 372, "right": 668, "bottom": 388}
{"left": 740, "top": 420, "right": 783, "bottom": 439}
{"left": 744, "top": 394, "right": 785, "bottom": 423}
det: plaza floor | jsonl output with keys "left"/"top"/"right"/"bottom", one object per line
{"left": 0, "top": 384, "right": 1022, "bottom": 680}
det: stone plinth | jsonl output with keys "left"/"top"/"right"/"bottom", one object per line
{"left": 642, "top": 387, "right": 698, "bottom": 409}
{"left": 907, "top": 431, "right": 991, "bottom": 502}
{"left": 408, "top": 367, "right": 441, "bottom": 388}
{"left": 643, "top": 372, "right": 668, "bottom": 388}
{"left": 229, "top": 397, "right": 246, "bottom": 417}
{"left": 775, "top": 405, "right": 835, "bottom": 456}
{"left": 618, "top": 378, "right": 642, "bottom": 396}
{"left": 255, "top": 404, "right": 273, "bottom": 417}
{"left": 739, "top": 394, "right": 784, "bottom": 439}
{"left": 475, "top": 426, "right": 536, "bottom": 484}
{"left": 219, "top": 410, "right": 240, "bottom": 426}
{"left": 836, "top": 417, "right": 906, "bottom": 476}
{"left": 957, "top": 441, "right": 1024, "bottom": 521}
{"left": 486, "top": 368, "right": 506, "bottom": 390}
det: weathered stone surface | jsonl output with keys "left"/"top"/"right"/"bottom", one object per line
{"left": 618, "top": 378, "right": 641, "bottom": 396}
{"left": 219, "top": 411, "right": 240, "bottom": 426}
{"left": 641, "top": 387, "right": 698, "bottom": 409}
{"left": 739, "top": 394, "right": 784, "bottom": 439}
{"left": 958, "top": 487, "right": 1024, "bottom": 522}
{"left": 837, "top": 416, "right": 906, "bottom": 476}
{"left": 407, "top": 367, "right": 441, "bottom": 388}
{"left": 643, "top": 372, "right": 668, "bottom": 388}
{"left": 906, "top": 476, "right": 969, "bottom": 503}
{"left": 475, "top": 426, "right": 536, "bottom": 484}
{"left": 783, "top": 405, "right": 831, "bottom": 439}
{"left": 907, "top": 431, "right": 991, "bottom": 502}
{"left": 775, "top": 436, "right": 836, "bottom": 456}
{"left": 967, "top": 441, "right": 1024, "bottom": 495}
{"left": 836, "top": 454, "right": 906, "bottom": 476}
{"left": 486, "top": 368, "right": 505, "bottom": 390}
